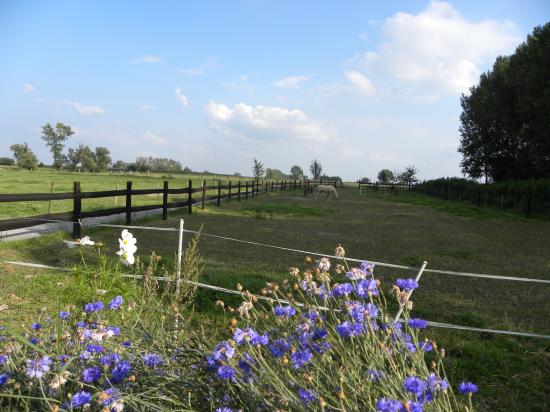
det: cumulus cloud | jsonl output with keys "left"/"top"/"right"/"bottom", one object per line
{"left": 23, "top": 83, "right": 34, "bottom": 93}
{"left": 205, "top": 101, "right": 337, "bottom": 143}
{"left": 273, "top": 75, "right": 313, "bottom": 89}
{"left": 344, "top": 70, "right": 375, "bottom": 95}
{"left": 141, "top": 130, "right": 168, "bottom": 146}
{"left": 175, "top": 87, "right": 189, "bottom": 108}
{"left": 131, "top": 55, "right": 161, "bottom": 64}
{"left": 347, "top": 1, "right": 520, "bottom": 97}
{"left": 64, "top": 100, "right": 105, "bottom": 115}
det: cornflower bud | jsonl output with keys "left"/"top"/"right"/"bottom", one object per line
{"left": 128, "top": 375, "right": 136, "bottom": 382}
{"left": 261, "top": 288, "right": 268, "bottom": 295}
{"left": 230, "top": 318, "right": 238, "bottom": 327}
{"left": 305, "top": 256, "right": 313, "bottom": 264}
{"left": 236, "top": 283, "right": 243, "bottom": 291}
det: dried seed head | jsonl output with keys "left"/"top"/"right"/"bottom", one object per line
{"left": 304, "top": 256, "right": 313, "bottom": 264}
{"left": 335, "top": 244, "right": 345, "bottom": 258}
{"left": 236, "top": 283, "right": 243, "bottom": 291}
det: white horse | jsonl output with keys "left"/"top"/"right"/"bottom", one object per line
{"left": 315, "top": 184, "right": 338, "bottom": 200}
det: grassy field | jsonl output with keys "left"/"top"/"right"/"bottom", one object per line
{"left": 0, "top": 167, "right": 250, "bottom": 219}
{"left": 1, "top": 187, "right": 550, "bottom": 410}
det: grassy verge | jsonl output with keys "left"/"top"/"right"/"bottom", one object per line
{"left": 1, "top": 188, "right": 550, "bottom": 410}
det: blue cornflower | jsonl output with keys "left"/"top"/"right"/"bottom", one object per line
{"left": 332, "top": 283, "right": 354, "bottom": 297}
{"left": 99, "top": 353, "right": 121, "bottom": 367}
{"left": 367, "top": 369, "right": 383, "bottom": 382}
{"left": 360, "top": 261, "right": 375, "bottom": 272}
{"left": 408, "top": 318, "right": 428, "bottom": 329}
{"left": 0, "top": 354, "right": 7, "bottom": 364}
{"left": 85, "top": 344, "right": 104, "bottom": 353}
{"left": 395, "top": 279, "right": 419, "bottom": 292}
{"left": 356, "top": 279, "right": 379, "bottom": 297}
{"left": 84, "top": 301, "right": 104, "bottom": 313}
{"left": 404, "top": 376, "right": 427, "bottom": 398}
{"left": 72, "top": 391, "right": 92, "bottom": 408}
{"left": 346, "top": 301, "right": 366, "bottom": 322}
{"left": 376, "top": 398, "right": 403, "bottom": 412}
{"left": 111, "top": 361, "right": 131, "bottom": 383}
{"left": 216, "top": 408, "right": 232, "bottom": 412}
{"left": 237, "top": 353, "right": 254, "bottom": 373}
{"left": 273, "top": 305, "right": 296, "bottom": 317}
{"left": 310, "top": 340, "right": 332, "bottom": 354}
{"left": 409, "top": 402, "right": 423, "bottom": 412}
{"left": 122, "top": 340, "right": 132, "bottom": 347}
{"left": 0, "top": 373, "right": 8, "bottom": 386}
{"left": 59, "top": 311, "right": 70, "bottom": 320}
{"left": 212, "top": 341, "right": 235, "bottom": 362}
{"left": 143, "top": 353, "right": 164, "bottom": 368}
{"left": 291, "top": 348, "right": 313, "bottom": 369}
{"left": 458, "top": 381, "right": 478, "bottom": 395}
{"left": 58, "top": 354, "right": 69, "bottom": 364}
{"left": 365, "top": 303, "right": 379, "bottom": 319}
{"left": 106, "top": 326, "right": 121, "bottom": 336}
{"left": 336, "top": 321, "right": 363, "bottom": 339}
{"left": 233, "top": 328, "right": 257, "bottom": 345}
{"left": 298, "top": 388, "right": 317, "bottom": 404}
{"left": 313, "top": 328, "right": 327, "bottom": 340}
{"left": 250, "top": 332, "right": 269, "bottom": 346}
{"left": 269, "top": 338, "right": 291, "bottom": 357}
{"left": 76, "top": 321, "right": 86, "bottom": 328}
{"left": 108, "top": 295, "right": 123, "bottom": 310}
{"left": 29, "top": 337, "right": 39, "bottom": 345}
{"left": 100, "top": 388, "right": 120, "bottom": 406}
{"left": 82, "top": 366, "right": 102, "bottom": 383}
{"left": 217, "top": 365, "right": 236, "bottom": 380}
{"left": 303, "top": 311, "right": 320, "bottom": 321}
{"left": 31, "top": 323, "right": 42, "bottom": 330}
{"left": 346, "top": 267, "right": 367, "bottom": 280}
{"left": 427, "top": 373, "right": 449, "bottom": 392}
{"left": 26, "top": 355, "right": 52, "bottom": 378}
{"left": 419, "top": 342, "right": 433, "bottom": 352}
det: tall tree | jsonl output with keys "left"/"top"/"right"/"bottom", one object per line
{"left": 41, "top": 122, "right": 74, "bottom": 169}
{"left": 290, "top": 165, "right": 304, "bottom": 180}
{"left": 397, "top": 165, "right": 419, "bottom": 184}
{"left": 94, "top": 147, "right": 112, "bottom": 172}
{"left": 310, "top": 159, "right": 322, "bottom": 181}
{"left": 458, "top": 23, "right": 550, "bottom": 181}
{"left": 10, "top": 143, "right": 38, "bottom": 170}
{"left": 252, "top": 158, "right": 265, "bottom": 180}
{"left": 377, "top": 169, "right": 394, "bottom": 184}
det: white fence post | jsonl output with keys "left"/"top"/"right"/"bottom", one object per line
{"left": 174, "top": 219, "right": 184, "bottom": 333}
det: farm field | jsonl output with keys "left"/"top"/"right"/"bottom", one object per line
{"left": 1, "top": 187, "right": 550, "bottom": 410}
{"left": 0, "top": 167, "right": 251, "bottom": 219}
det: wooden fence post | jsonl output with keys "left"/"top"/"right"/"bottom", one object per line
{"left": 245, "top": 181, "right": 249, "bottom": 200}
{"left": 188, "top": 179, "right": 193, "bottom": 214}
{"left": 271, "top": 181, "right": 274, "bottom": 192}
{"left": 228, "top": 181, "right": 232, "bottom": 201}
{"left": 125, "top": 181, "right": 132, "bottom": 225}
{"left": 201, "top": 180, "right": 206, "bottom": 210}
{"left": 237, "top": 181, "right": 241, "bottom": 200}
{"left": 251, "top": 181, "right": 254, "bottom": 198}
{"left": 72, "top": 181, "right": 81, "bottom": 239}
{"left": 217, "top": 180, "right": 221, "bottom": 206}
{"left": 162, "top": 181, "right": 168, "bottom": 220}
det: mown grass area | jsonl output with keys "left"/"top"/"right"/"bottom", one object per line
{"left": 0, "top": 167, "right": 249, "bottom": 219}
{"left": 1, "top": 187, "right": 550, "bottom": 410}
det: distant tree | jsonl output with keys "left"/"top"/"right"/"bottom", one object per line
{"left": 183, "top": 166, "right": 192, "bottom": 173}
{"left": 10, "top": 143, "right": 38, "bottom": 170}
{"left": 94, "top": 147, "right": 111, "bottom": 172}
{"left": 377, "top": 169, "right": 394, "bottom": 184}
{"left": 359, "top": 177, "right": 371, "bottom": 184}
{"left": 290, "top": 165, "right": 304, "bottom": 180}
{"left": 112, "top": 160, "right": 127, "bottom": 171}
{"left": 66, "top": 146, "right": 82, "bottom": 170}
{"left": 265, "top": 168, "right": 287, "bottom": 180}
{"left": 252, "top": 158, "right": 265, "bottom": 181}
{"left": 233, "top": 172, "right": 242, "bottom": 177}
{"left": 397, "top": 165, "right": 419, "bottom": 184}
{"left": 41, "top": 122, "right": 74, "bottom": 170}
{"left": 0, "top": 157, "right": 15, "bottom": 166}
{"left": 310, "top": 159, "right": 322, "bottom": 181}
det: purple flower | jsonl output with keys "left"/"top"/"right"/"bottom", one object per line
{"left": 143, "top": 353, "right": 164, "bottom": 368}
{"left": 59, "top": 311, "right": 70, "bottom": 320}
{"left": 336, "top": 321, "right": 363, "bottom": 339}
{"left": 212, "top": 341, "right": 235, "bottom": 362}
{"left": 31, "top": 323, "right": 42, "bottom": 330}
{"left": 0, "top": 354, "right": 7, "bottom": 364}
{"left": 100, "top": 353, "right": 121, "bottom": 367}
{"left": 458, "top": 381, "right": 478, "bottom": 395}
{"left": 82, "top": 366, "right": 102, "bottom": 383}
{"left": 269, "top": 338, "right": 291, "bottom": 357}
{"left": 217, "top": 365, "right": 236, "bottom": 380}
{"left": 298, "top": 388, "right": 317, "bottom": 404}
{"left": 291, "top": 348, "right": 313, "bottom": 369}
{"left": 72, "top": 391, "right": 92, "bottom": 408}
{"left": 100, "top": 388, "right": 120, "bottom": 406}
{"left": 409, "top": 402, "right": 423, "bottom": 412}
{"left": 29, "top": 337, "right": 39, "bottom": 345}
{"left": 250, "top": 332, "right": 269, "bottom": 346}
{"left": 216, "top": 408, "right": 232, "bottom": 412}
{"left": 419, "top": 342, "right": 433, "bottom": 352}
{"left": 356, "top": 279, "right": 379, "bottom": 297}
{"left": 408, "top": 318, "right": 428, "bottom": 329}
{"left": 376, "top": 398, "right": 403, "bottom": 412}
{"left": 108, "top": 295, "right": 123, "bottom": 310}
{"left": 395, "top": 279, "right": 419, "bottom": 292}
{"left": 360, "top": 261, "right": 375, "bottom": 272}
{"left": 273, "top": 305, "right": 296, "bottom": 317}
{"left": 84, "top": 301, "right": 104, "bottom": 313}
{"left": 428, "top": 373, "right": 449, "bottom": 392}
{"left": 238, "top": 353, "right": 254, "bottom": 374}
{"left": 122, "top": 340, "right": 132, "bottom": 347}
{"left": 85, "top": 344, "right": 104, "bottom": 354}
{"left": 233, "top": 328, "right": 256, "bottom": 345}
{"left": 0, "top": 373, "right": 9, "bottom": 386}
{"left": 332, "top": 283, "right": 354, "bottom": 297}
{"left": 404, "top": 376, "right": 427, "bottom": 398}
{"left": 26, "top": 355, "right": 52, "bottom": 378}
{"left": 111, "top": 361, "right": 131, "bottom": 383}
{"left": 368, "top": 369, "right": 383, "bottom": 382}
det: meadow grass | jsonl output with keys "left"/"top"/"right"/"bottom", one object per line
{"left": 1, "top": 187, "right": 550, "bottom": 410}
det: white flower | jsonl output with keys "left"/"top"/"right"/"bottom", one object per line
{"left": 117, "top": 249, "right": 135, "bottom": 266}
{"left": 318, "top": 257, "right": 331, "bottom": 272}
{"left": 49, "top": 371, "right": 71, "bottom": 389}
{"left": 119, "top": 229, "right": 137, "bottom": 251}
{"left": 78, "top": 236, "right": 95, "bottom": 246}
{"left": 63, "top": 240, "right": 77, "bottom": 249}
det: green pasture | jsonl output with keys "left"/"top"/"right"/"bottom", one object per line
{"left": 1, "top": 186, "right": 549, "bottom": 410}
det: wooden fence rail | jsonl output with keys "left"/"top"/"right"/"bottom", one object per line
{"left": 0, "top": 179, "right": 337, "bottom": 238}
{"left": 357, "top": 181, "right": 415, "bottom": 193}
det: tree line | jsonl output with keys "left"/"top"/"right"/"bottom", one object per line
{"left": 251, "top": 158, "right": 342, "bottom": 183}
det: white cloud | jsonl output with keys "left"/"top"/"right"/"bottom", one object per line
{"left": 141, "top": 130, "right": 168, "bottom": 146}
{"left": 64, "top": 100, "right": 105, "bottom": 115}
{"left": 344, "top": 70, "right": 375, "bottom": 95}
{"left": 23, "top": 83, "right": 34, "bottom": 93}
{"left": 273, "top": 75, "right": 313, "bottom": 89}
{"left": 205, "top": 101, "right": 337, "bottom": 143}
{"left": 131, "top": 55, "right": 161, "bottom": 64}
{"left": 139, "top": 104, "right": 154, "bottom": 111}
{"left": 175, "top": 87, "right": 189, "bottom": 108}
{"left": 347, "top": 1, "right": 520, "bottom": 97}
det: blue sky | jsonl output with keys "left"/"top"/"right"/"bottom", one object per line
{"left": 1, "top": 1, "right": 548, "bottom": 180}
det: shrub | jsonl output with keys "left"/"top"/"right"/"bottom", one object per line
{"left": 0, "top": 157, "right": 14, "bottom": 166}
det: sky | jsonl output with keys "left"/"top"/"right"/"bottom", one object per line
{"left": 1, "top": 1, "right": 548, "bottom": 180}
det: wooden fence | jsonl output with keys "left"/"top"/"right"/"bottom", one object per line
{"left": 357, "top": 181, "right": 415, "bottom": 193}
{"left": 0, "top": 179, "right": 338, "bottom": 238}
